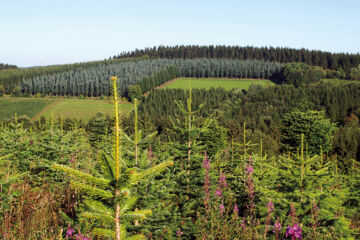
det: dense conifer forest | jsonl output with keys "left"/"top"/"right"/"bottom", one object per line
{"left": 114, "top": 45, "right": 360, "bottom": 70}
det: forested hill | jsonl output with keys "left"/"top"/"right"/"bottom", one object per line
{"left": 113, "top": 45, "right": 360, "bottom": 70}
{"left": 0, "top": 56, "right": 148, "bottom": 94}
{"left": 0, "top": 63, "right": 17, "bottom": 70}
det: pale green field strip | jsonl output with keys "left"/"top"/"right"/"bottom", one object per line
{"left": 164, "top": 78, "right": 274, "bottom": 90}
{"left": 38, "top": 99, "right": 132, "bottom": 121}
{"left": 0, "top": 98, "right": 133, "bottom": 122}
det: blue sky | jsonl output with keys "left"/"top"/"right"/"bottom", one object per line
{"left": 1, "top": 0, "right": 359, "bottom": 67}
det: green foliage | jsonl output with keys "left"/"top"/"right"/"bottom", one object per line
{"left": 137, "top": 65, "right": 179, "bottom": 93}
{"left": 52, "top": 77, "right": 173, "bottom": 240}
{"left": 115, "top": 45, "right": 360, "bottom": 71}
{"left": 0, "top": 63, "right": 17, "bottom": 70}
{"left": 11, "top": 86, "right": 21, "bottom": 97}
{"left": 86, "top": 112, "right": 110, "bottom": 145}
{"left": 127, "top": 85, "right": 142, "bottom": 102}
{"left": 0, "top": 85, "right": 4, "bottom": 97}
{"left": 198, "top": 118, "right": 228, "bottom": 158}
{"left": 0, "top": 99, "right": 54, "bottom": 121}
{"left": 350, "top": 64, "right": 360, "bottom": 80}
{"left": 331, "top": 126, "right": 360, "bottom": 170}
{"left": 0, "top": 57, "right": 147, "bottom": 94}
{"left": 254, "top": 143, "right": 355, "bottom": 238}
{"left": 0, "top": 154, "right": 27, "bottom": 216}
{"left": 280, "top": 109, "right": 336, "bottom": 155}
{"left": 281, "top": 62, "right": 325, "bottom": 87}
{"left": 0, "top": 117, "right": 93, "bottom": 179}
{"left": 14, "top": 58, "right": 281, "bottom": 97}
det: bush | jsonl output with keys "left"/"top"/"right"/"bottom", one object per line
{"left": 280, "top": 109, "right": 336, "bottom": 155}
{"left": 350, "top": 64, "right": 360, "bottom": 80}
{"left": 281, "top": 62, "right": 325, "bottom": 87}
{"left": 127, "top": 84, "right": 142, "bottom": 102}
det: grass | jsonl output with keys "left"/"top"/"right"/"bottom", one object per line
{"left": 37, "top": 99, "right": 132, "bottom": 121}
{"left": 163, "top": 78, "right": 274, "bottom": 90}
{"left": 0, "top": 98, "right": 133, "bottom": 122}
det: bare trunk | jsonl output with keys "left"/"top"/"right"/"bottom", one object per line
{"left": 115, "top": 190, "right": 121, "bottom": 240}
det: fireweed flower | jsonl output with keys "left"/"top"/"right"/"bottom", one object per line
{"left": 76, "top": 234, "right": 84, "bottom": 240}
{"left": 246, "top": 165, "right": 254, "bottom": 174}
{"left": 214, "top": 172, "right": 227, "bottom": 199}
{"left": 233, "top": 204, "right": 239, "bottom": 213}
{"left": 285, "top": 223, "right": 302, "bottom": 239}
{"left": 267, "top": 201, "right": 274, "bottom": 213}
{"left": 176, "top": 230, "right": 183, "bottom": 236}
{"left": 233, "top": 203, "right": 239, "bottom": 218}
{"left": 215, "top": 189, "right": 222, "bottom": 197}
{"left": 219, "top": 172, "right": 227, "bottom": 187}
{"left": 66, "top": 224, "right": 75, "bottom": 238}
{"left": 241, "top": 218, "right": 246, "bottom": 229}
{"left": 202, "top": 157, "right": 211, "bottom": 170}
{"left": 273, "top": 217, "right": 281, "bottom": 233}
{"left": 219, "top": 204, "right": 225, "bottom": 214}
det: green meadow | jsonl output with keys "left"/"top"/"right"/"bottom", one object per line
{"left": 163, "top": 78, "right": 274, "bottom": 90}
{"left": 0, "top": 98, "right": 133, "bottom": 122}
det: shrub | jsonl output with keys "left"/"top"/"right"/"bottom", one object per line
{"left": 127, "top": 84, "right": 142, "bottom": 102}
{"left": 281, "top": 62, "right": 325, "bottom": 87}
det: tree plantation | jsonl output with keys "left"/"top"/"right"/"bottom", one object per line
{"left": 1, "top": 45, "right": 360, "bottom": 240}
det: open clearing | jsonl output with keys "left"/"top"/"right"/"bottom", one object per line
{"left": 39, "top": 99, "right": 132, "bottom": 121}
{"left": 0, "top": 98, "right": 133, "bottom": 122}
{"left": 163, "top": 78, "right": 274, "bottom": 90}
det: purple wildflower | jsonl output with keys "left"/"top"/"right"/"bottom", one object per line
{"left": 215, "top": 189, "right": 222, "bottom": 198}
{"left": 246, "top": 165, "right": 254, "bottom": 174}
{"left": 267, "top": 201, "right": 274, "bottom": 213}
{"left": 234, "top": 204, "right": 239, "bottom": 213}
{"left": 202, "top": 159, "right": 210, "bottom": 170}
{"left": 202, "top": 151, "right": 211, "bottom": 169}
{"left": 76, "top": 233, "right": 84, "bottom": 240}
{"left": 233, "top": 203, "right": 239, "bottom": 218}
{"left": 273, "top": 217, "right": 281, "bottom": 232}
{"left": 285, "top": 223, "right": 302, "bottom": 239}
{"left": 219, "top": 172, "right": 227, "bottom": 187}
{"left": 241, "top": 218, "right": 246, "bottom": 229}
{"left": 219, "top": 204, "right": 225, "bottom": 214}
{"left": 176, "top": 230, "right": 183, "bottom": 236}
{"left": 66, "top": 224, "right": 75, "bottom": 238}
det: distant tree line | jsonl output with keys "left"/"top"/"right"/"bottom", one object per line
{"left": 113, "top": 45, "right": 360, "bottom": 71}
{"left": 17, "top": 58, "right": 282, "bottom": 97}
{"left": 0, "top": 63, "right": 17, "bottom": 70}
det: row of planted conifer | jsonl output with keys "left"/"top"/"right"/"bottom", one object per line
{"left": 3, "top": 58, "right": 282, "bottom": 97}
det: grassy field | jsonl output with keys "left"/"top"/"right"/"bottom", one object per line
{"left": 163, "top": 78, "right": 274, "bottom": 90}
{"left": 0, "top": 98, "right": 133, "bottom": 122}
{"left": 38, "top": 99, "right": 132, "bottom": 121}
